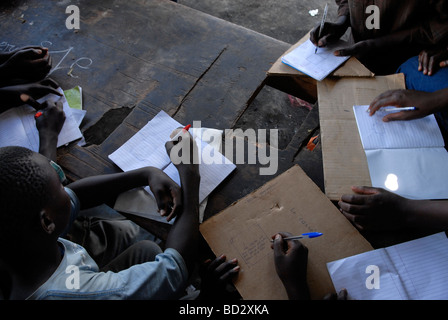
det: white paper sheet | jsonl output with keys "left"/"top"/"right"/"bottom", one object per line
{"left": 0, "top": 88, "right": 83, "bottom": 152}
{"left": 353, "top": 105, "right": 445, "bottom": 150}
{"left": 353, "top": 105, "right": 448, "bottom": 199}
{"left": 108, "top": 111, "right": 177, "bottom": 171}
{"left": 365, "top": 148, "right": 448, "bottom": 200}
{"left": 281, "top": 39, "right": 350, "bottom": 81}
{"left": 110, "top": 111, "right": 236, "bottom": 223}
{"left": 327, "top": 232, "right": 448, "bottom": 300}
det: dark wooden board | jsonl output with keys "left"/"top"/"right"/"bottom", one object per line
{"left": 0, "top": 0, "right": 323, "bottom": 239}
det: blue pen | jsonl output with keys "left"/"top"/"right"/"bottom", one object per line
{"left": 271, "top": 232, "right": 323, "bottom": 242}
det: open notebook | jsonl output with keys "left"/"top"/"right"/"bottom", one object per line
{"left": 281, "top": 39, "right": 350, "bottom": 81}
{"left": 0, "top": 88, "right": 83, "bottom": 152}
{"left": 109, "top": 111, "right": 236, "bottom": 222}
{"left": 353, "top": 105, "right": 448, "bottom": 200}
{"left": 327, "top": 232, "right": 448, "bottom": 300}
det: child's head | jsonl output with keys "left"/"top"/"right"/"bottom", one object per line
{"left": 0, "top": 146, "right": 71, "bottom": 255}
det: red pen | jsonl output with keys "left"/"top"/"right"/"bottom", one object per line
{"left": 171, "top": 124, "right": 191, "bottom": 141}
{"left": 34, "top": 111, "right": 43, "bottom": 119}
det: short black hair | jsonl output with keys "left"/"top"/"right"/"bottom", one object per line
{"left": 0, "top": 146, "right": 51, "bottom": 248}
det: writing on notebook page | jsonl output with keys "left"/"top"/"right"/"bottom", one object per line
{"left": 281, "top": 39, "right": 350, "bottom": 81}
{"left": 353, "top": 105, "right": 444, "bottom": 150}
{"left": 228, "top": 223, "right": 271, "bottom": 268}
{"left": 109, "top": 111, "right": 236, "bottom": 204}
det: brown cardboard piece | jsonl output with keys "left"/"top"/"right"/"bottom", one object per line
{"left": 200, "top": 165, "right": 373, "bottom": 300}
{"left": 317, "top": 74, "right": 406, "bottom": 200}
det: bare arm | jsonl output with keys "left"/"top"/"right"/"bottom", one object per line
{"left": 67, "top": 167, "right": 182, "bottom": 220}
{"left": 164, "top": 131, "right": 200, "bottom": 275}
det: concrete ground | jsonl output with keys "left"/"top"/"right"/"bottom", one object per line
{"left": 176, "top": 0, "right": 340, "bottom": 151}
{"left": 177, "top": 0, "right": 339, "bottom": 45}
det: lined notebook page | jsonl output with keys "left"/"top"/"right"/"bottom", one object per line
{"left": 327, "top": 233, "right": 448, "bottom": 300}
{"left": 108, "top": 111, "right": 176, "bottom": 171}
{"left": 109, "top": 110, "right": 236, "bottom": 203}
{"left": 0, "top": 108, "right": 33, "bottom": 150}
{"left": 353, "top": 105, "right": 445, "bottom": 150}
{"left": 162, "top": 137, "right": 236, "bottom": 203}
{"left": 281, "top": 39, "right": 350, "bottom": 81}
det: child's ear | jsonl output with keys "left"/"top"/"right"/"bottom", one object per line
{"left": 39, "top": 210, "right": 56, "bottom": 235}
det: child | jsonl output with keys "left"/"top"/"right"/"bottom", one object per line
{"left": 310, "top": 1, "right": 448, "bottom": 75}
{"left": 0, "top": 130, "right": 200, "bottom": 299}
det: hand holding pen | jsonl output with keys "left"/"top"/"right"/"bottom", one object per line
{"left": 315, "top": 3, "right": 329, "bottom": 54}
{"left": 270, "top": 232, "right": 323, "bottom": 242}
{"left": 310, "top": 3, "right": 350, "bottom": 52}
{"left": 20, "top": 94, "right": 66, "bottom": 161}
{"left": 368, "top": 89, "right": 445, "bottom": 122}
{"left": 271, "top": 232, "right": 311, "bottom": 300}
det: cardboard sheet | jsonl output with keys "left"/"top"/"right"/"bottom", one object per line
{"left": 317, "top": 74, "right": 406, "bottom": 200}
{"left": 200, "top": 165, "right": 373, "bottom": 300}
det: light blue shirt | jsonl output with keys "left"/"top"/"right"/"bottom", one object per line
{"left": 27, "top": 187, "right": 189, "bottom": 300}
{"left": 27, "top": 238, "right": 188, "bottom": 300}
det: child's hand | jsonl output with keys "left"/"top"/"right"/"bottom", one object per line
{"left": 272, "top": 232, "right": 310, "bottom": 300}
{"left": 418, "top": 47, "right": 448, "bottom": 76}
{"left": 28, "top": 98, "right": 66, "bottom": 161}
{"left": 368, "top": 89, "right": 441, "bottom": 122}
{"left": 0, "top": 47, "right": 52, "bottom": 85}
{"left": 147, "top": 168, "right": 182, "bottom": 222}
{"left": 198, "top": 255, "right": 240, "bottom": 300}
{"left": 323, "top": 289, "right": 349, "bottom": 300}
{"left": 310, "top": 20, "right": 349, "bottom": 48}
{"left": 339, "top": 186, "right": 409, "bottom": 231}
{"left": 0, "top": 78, "right": 62, "bottom": 109}
{"left": 165, "top": 128, "right": 200, "bottom": 180}
{"left": 34, "top": 99, "right": 66, "bottom": 137}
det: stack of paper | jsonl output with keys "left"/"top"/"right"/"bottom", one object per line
{"left": 109, "top": 110, "right": 236, "bottom": 223}
{"left": 353, "top": 105, "right": 448, "bottom": 200}
{"left": 327, "top": 232, "right": 448, "bottom": 300}
{"left": 281, "top": 39, "right": 350, "bottom": 81}
{"left": 0, "top": 87, "right": 85, "bottom": 152}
